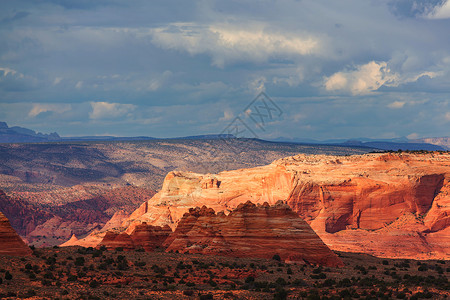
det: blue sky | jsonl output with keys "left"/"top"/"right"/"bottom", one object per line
{"left": 0, "top": 0, "right": 450, "bottom": 139}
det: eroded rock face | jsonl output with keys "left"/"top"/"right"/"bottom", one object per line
{"left": 164, "top": 201, "right": 344, "bottom": 267}
{"left": 0, "top": 211, "right": 32, "bottom": 256}
{"left": 0, "top": 186, "right": 154, "bottom": 247}
{"left": 72, "top": 153, "right": 450, "bottom": 259}
{"left": 97, "top": 223, "right": 172, "bottom": 251}
{"left": 130, "top": 223, "right": 172, "bottom": 251}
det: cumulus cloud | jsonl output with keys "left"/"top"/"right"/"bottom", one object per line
{"left": 29, "top": 103, "right": 72, "bottom": 118}
{"left": 407, "top": 132, "right": 419, "bottom": 139}
{"left": 425, "top": 0, "right": 450, "bottom": 19}
{"left": 248, "top": 77, "right": 267, "bottom": 93}
{"left": 388, "top": 101, "right": 406, "bottom": 109}
{"left": 324, "top": 61, "right": 398, "bottom": 95}
{"left": 150, "top": 23, "right": 321, "bottom": 67}
{"left": 0, "top": 66, "right": 38, "bottom": 92}
{"left": 89, "top": 102, "right": 136, "bottom": 120}
{"left": 446, "top": 112, "right": 450, "bottom": 121}
{"left": 324, "top": 61, "right": 443, "bottom": 95}
{"left": 219, "top": 109, "right": 234, "bottom": 121}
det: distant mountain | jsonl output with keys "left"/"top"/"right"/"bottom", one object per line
{"left": 169, "top": 134, "right": 235, "bottom": 140}
{"left": 270, "top": 136, "right": 448, "bottom": 151}
{"left": 342, "top": 140, "right": 446, "bottom": 151}
{"left": 0, "top": 122, "right": 60, "bottom": 143}
{"left": 61, "top": 136, "right": 156, "bottom": 142}
{"left": 0, "top": 121, "right": 448, "bottom": 151}
{"left": 414, "top": 137, "right": 450, "bottom": 150}
{"left": 0, "top": 122, "right": 238, "bottom": 143}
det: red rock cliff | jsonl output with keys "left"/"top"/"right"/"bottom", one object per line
{"left": 164, "top": 201, "right": 344, "bottom": 267}
{"left": 98, "top": 223, "right": 171, "bottom": 251}
{"left": 0, "top": 211, "right": 32, "bottom": 256}
{"left": 73, "top": 153, "right": 450, "bottom": 259}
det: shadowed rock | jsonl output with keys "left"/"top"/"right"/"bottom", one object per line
{"left": 0, "top": 211, "right": 32, "bottom": 256}
{"left": 164, "top": 201, "right": 344, "bottom": 267}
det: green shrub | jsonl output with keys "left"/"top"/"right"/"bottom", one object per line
{"left": 75, "top": 257, "right": 85, "bottom": 266}
{"left": 89, "top": 280, "right": 100, "bottom": 288}
{"left": 273, "top": 287, "right": 288, "bottom": 300}
{"left": 4, "top": 271, "right": 12, "bottom": 280}
{"left": 199, "top": 293, "right": 213, "bottom": 300}
{"left": 272, "top": 254, "right": 281, "bottom": 261}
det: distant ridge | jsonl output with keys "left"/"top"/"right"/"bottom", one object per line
{"left": 0, "top": 121, "right": 447, "bottom": 151}
{"left": 271, "top": 136, "right": 448, "bottom": 151}
{"left": 0, "top": 121, "right": 238, "bottom": 143}
{"left": 0, "top": 121, "right": 60, "bottom": 143}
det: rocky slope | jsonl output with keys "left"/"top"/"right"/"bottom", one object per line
{"left": 96, "top": 223, "right": 172, "bottom": 251}
{"left": 72, "top": 152, "right": 449, "bottom": 260}
{"left": 416, "top": 137, "right": 450, "bottom": 150}
{"left": 0, "top": 186, "right": 155, "bottom": 246}
{"left": 0, "top": 211, "right": 32, "bottom": 256}
{"left": 164, "top": 201, "right": 344, "bottom": 267}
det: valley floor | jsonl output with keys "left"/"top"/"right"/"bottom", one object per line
{"left": 0, "top": 247, "right": 448, "bottom": 299}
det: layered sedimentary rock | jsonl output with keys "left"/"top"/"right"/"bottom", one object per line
{"left": 97, "top": 223, "right": 171, "bottom": 251}
{"left": 71, "top": 153, "right": 450, "bottom": 259}
{"left": 98, "top": 231, "right": 135, "bottom": 250}
{"left": 129, "top": 223, "right": 172, "bottom": 251}
{"left": 0, "top": 186, "right": 154, "bottom": 247}
{"left": 164, "top": 201, "right": 344, "bottom": 267}
{"left": 0, "top": 211, "right": 32, "bottom": 256}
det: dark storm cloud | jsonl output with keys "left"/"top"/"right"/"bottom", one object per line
{"left": 0, "top": 0, "right": 449, "bottom": 138}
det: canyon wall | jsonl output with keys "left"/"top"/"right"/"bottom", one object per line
{"left": 69, "top": 152, "right": 450, "bottom": 259}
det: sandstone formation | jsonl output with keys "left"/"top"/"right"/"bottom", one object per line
{"left": 102, "top": 210, "right": 130, "bottom": 232}
{"left": 0, "top": 211, "right": 32, "bottom": 256}
{"left": 1, "top": 140, "right": 369, "bottom": 247}
{"left": 129, "top": 223, "right": 172, "bottom": 251}
{"left": 98, "top": 223, "right": 171, "bottom": 251}
{"left": 98, "top": 231, "right": 136, "bottom": 251}
{"left": 0, "top": 186, "right": 155, "bottom": 246}
{"left": 164, "top": 201, "right": 344, "bottom": 267}
{"left": 80, "top": 152, "right": 450, "bottom": 260}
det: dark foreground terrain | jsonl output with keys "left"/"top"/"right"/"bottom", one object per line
{"left": 0, "top": 247, "right": 448, "bottom": 299}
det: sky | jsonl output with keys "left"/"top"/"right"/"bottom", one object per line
{"left": 0, "top": 0, "right": 450, "bottom": 140}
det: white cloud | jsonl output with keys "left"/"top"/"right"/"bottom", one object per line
{"left": 324, "top": 61, "right": 398, "bottom": 95}
{"left": 248, "top": 77, "right": 266, "bottom": 93}
{"left": 292, "top": 113, "right": 306, "bottom": 123}
{"left": 407, "top": 133, "right": 419, "bottom": 139}
{"left": 0, "top": 67, "right": 19, "bottom": 77}
{"left": 75, "top": 81, "right": 83, "bottom": 89}
{"left": 324, "top": 61, "right": 443, "bottom": 95}
{"left": 28, "top": 103, "right": 72, "bottom": 117}
{"left": 219, "top": 109, "right": 234, "bottom": 121}
{"left": 150, "top": 23, "right": 321, "bottom": 67}
{"left": 53, "top": 77, "right": 62, "bottom": 85}
{"left": 273, "top": 67, "right": 305, "bottom": 87}
{"left": 89, "top": 102, "right": 136, "bottom": 120}
{"left": 425, "top": 0, "right": 450, "bottom": 19}
{"left": 388, "top": 101, "right": 405, "bottom": 109}
{"left": 446, "top": 112, "right": 450, "bottom": 121}
{"left": 148, "top": 70, "right": 172, "bottom": 91}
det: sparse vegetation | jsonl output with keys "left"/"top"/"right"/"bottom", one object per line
{"left": 0, "top": 247, "right": 448, "bottom": 299}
